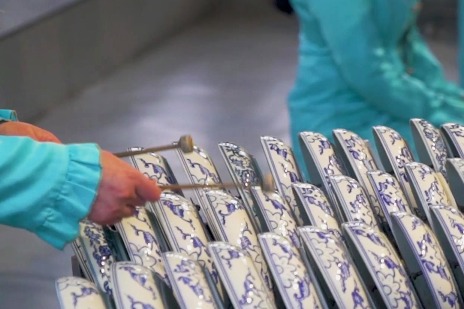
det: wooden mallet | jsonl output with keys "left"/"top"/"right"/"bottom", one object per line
{"left": 114, "top": 135, "right": 194, "bottom": 158}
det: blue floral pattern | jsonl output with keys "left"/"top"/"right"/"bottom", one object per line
{"left": 441, "top": 123, "right": 464, "bottom": 158}
{"left": 130, "top": 152, "right": 178, "bottom": 187}
{"left": 56, "top": 277, "right": 106, "bottom": 309}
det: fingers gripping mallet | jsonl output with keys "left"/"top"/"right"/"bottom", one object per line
{"left": 114, "top": 135, "right": 194, "bottom": 157}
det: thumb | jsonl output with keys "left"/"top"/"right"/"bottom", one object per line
{"left": 135, "top": 175, "right": 162, "bottom": 201}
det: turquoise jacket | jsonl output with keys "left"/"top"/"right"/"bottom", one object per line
{"left": 288, "top": 0, "right": 464, "bottom": 174}
{"left": 0, "top": 110, "right": 101, "bottom": 249}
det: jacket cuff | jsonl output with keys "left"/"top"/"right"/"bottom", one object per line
{"left": 0, "top": 110, "right": 18, "bottom": 121}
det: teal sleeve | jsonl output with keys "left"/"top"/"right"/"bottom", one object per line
{"left": 406, "top": 27, "right": 464, "bottom": 98}
{"left": 306, "top": 0, "right": 458, "bottom": 122}
{"left": 0, "top": 109, "right": 18, "bottom": 121}
{"left": 0, "top": 136, "right": 102, "bottom": 249}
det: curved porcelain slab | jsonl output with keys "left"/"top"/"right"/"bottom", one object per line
{"left": 153, "top": 192, "right": 222, "bottom": 295}
{"left": 332, "top": 129, "right": 386, "bottom": 226}
{"left": 251, "top": 186, "right": 301, "bottom": 248}
{"left": 115, "top": 207, "right": 167, "bottom": 285}
{"left": 259, "top": 233, "right": 323, "bottom": 308}
{"left": 390, "top": 212, "right": 460, "bottom": 308}
{"left": 329, "top": 175, "right": 379, "bottom": 229}
{"left": 71, "top": 238, "right": 94, "bottom": 282}
{"left": 430, "top": 206, "right": 464, "bottom": 293}
{"left": 56, "top": 277, "right": 107, "bottom": 309}
{"left": 372, "top": 126, "right": 419, "bottom": 215}
{"left": 260, "top": 136, "right": 305, "bottom": 225}
{"left": 441, "top": 123, "right": 464, "bottom": 158}
{"left": 208, "top": 242, "right": 276, "bottom": 309}
{"left": 410, "top": 119, "right": 448, "bottom": 177}
{"left": 177, "top": 145, "right": 222, "bottom": 186}
{"left": 163, "top": 252, "right": 218, "bottom": 309}
{"left": 342, "top": 222, "right": 420, "bottom": 308}
{"left": 78, "top": 220, "right": 114, "bottom": 295}
{"left": 445, "top": 159, "right": 464, "bottom": 212}
{"left": 292, "top": 182, "right": 342, "bottom": 237}
{"left": 218, "top": 142, "right": 263, "bottom": 229}
{"left": 405, "top": 162, "right": 457, "bottom": 222}
{"left": 298, "top": 227, "right": 372, "bottom": 309}
{"left": 203, "top": 190, "right": 273, "bottom": 295}
{"left": 129, "top": 150, "right": 179, "bottom": 188}
{"left": 112, "top": 261, "right": 166, "bottom": 309}
{"left": 367, "top": 170, "right": 411, "bottom": 228}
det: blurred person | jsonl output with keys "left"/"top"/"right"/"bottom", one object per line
{"left": 282, "top": 0, "right": 464, "bottom": 175}
{"left": 0, "top": 109, "right": 161, "bottom": 249}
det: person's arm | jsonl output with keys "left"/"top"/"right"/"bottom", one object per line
{"left": 306, "top": 0, "right": 462, "bottom": 123}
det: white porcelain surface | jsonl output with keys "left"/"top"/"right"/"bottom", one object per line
{"left": 342, "top": 222, "right": 420, "bottom": 308}
{"left": 56, "top": 276, "right": 107, "bottom": 309}
{"left": 260, "top": 136, "right": 305, "bottom": 225}
{"left": 112, "top": 261, "right": 166, "bottom": 309}
{"left": 372, "top": 126, "right": 419, "bottom": 216}
{"left": 292, "top": 182, "right": 342, "bottom": 236}
{"left": 298, "top": 227, "right": 372, "bottom": 309}
{"left": 129, "top": 151, "right": 179, "bottom": 188}
{"left": 329, "top": 175, "right": 379, "bottom": 229}
{"left": 410, "top": 118, "right": 448, "bottom": 177}
{"left": 259, "top": 233, "right": 323, "bottom": 308}
{"left": 332, "top": 129, "right": 386, "bottom": 226}
{"left": 163, "top": 252, "right": 218, "bottom": 309}
{"left": 445, "top": 158, "right": 464, "bottom": 211}
{"left": 208, "top": 242, "right": 276, "bottom": 309}
{"left": 78, "top": 220, "right": 114, "bottom": 295}
{"left": 177, "top": 145, "right": 222, "bottom": 186}
{"left": 390, "top": 212, "right": 460, "bottom": 308}
{"left": 405, "top": 162, "right": 457, "bottom": 222}
{"left": 251, "top": 186, "right": 301, "bottom": 248}
{"left": 203, "top": 190, "right": 273, "bottom": 295}
{"left": 71, "top": 238, "right": 94, "bottom": 282}
{"left": 115, "top": 207, "right": 168, "bottom": 284}
{"left": 441, "top": 123, "right": 464, "bottom": 158}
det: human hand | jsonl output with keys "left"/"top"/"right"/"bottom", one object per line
{"left": 87, "top": 150, "right": 161, "bottom": 225}
{"left": 0, "top": 121, "right": 61, "bottom": 142}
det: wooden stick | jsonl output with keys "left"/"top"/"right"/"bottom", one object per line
{"left": 159, "top": 182, "right": 241, "bottom": 191}
{"left": 114, "top": 135, "right": 194, "bottom": 158}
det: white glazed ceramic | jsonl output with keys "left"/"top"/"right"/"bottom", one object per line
{"left": 367, "top": 170, "right": 411, "bottom": 229}
{"left": 71, "top": 238, "right": 94, "bottom": 282}
{"left": 218, "top": 142, "right": 263, "bottom": 229}
{"left": 203, "top": 190, "right": 273, "bottom": 295}
{"left": 390, "top": 212, "right": 461, "bottom": 308}
{"left": 259, "top": 233, "right": 323, "bottom": 308}
{"left": 329, "top": 175, "right": 380, "bottom": 229}
{"left": 111, "top": 261, "right": 166, "bottom": 309}
{"left": 260, "top": 136, "right": 305, "bottom": 225}
{"left": 445, "top": 158, "right": 464, "bottom": 212}
{"left": 56, "top": 277, "right": 107, "bottom": 309}
{"left": 410, "top": 119, "right": 449, "bottom": 177}
{"left": 176, "top": 145, "right": 222, "bottom": 186}
{"left": 129, "top": 150, "right": 179, "bottom": 188}
{"left": 163, "top": 252, "right": 218, "bottom": 309}
{"left": 405, "top": 162, "right": 457, "bottom": 222}
{"left": 153, "top": 192, "right": 222, "bottom": 296}
{"left": 342, "top": 222, "right": 421, "bottom": 308}
{"left": 441, "top": 123, "right": 464, "bottom": 158}
{"left": 115, "top": 207, "right": 168, "bottom": 285}
{"left": 78, "top": 220, "right": 114, "bottom": 295}
{"left": 372, "top": 126, "right": 419, "bottom": 216}
{"left": 292, "top": 182, "right": 342, "bottom": 237}
{"left": 332, "top": 129, "right": 386, "bottom": 227}
{"left": 208, "top": 242, "right": 276, "bottom": 309}
{"left": 251, "top": 186, "right": 301, "bottom": 248}
{"left": 298, "top": 227, "right": 372, "bottom": 309}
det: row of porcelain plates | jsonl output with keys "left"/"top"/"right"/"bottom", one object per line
{"left": 56, "top": 118, "right": 464, "bottom": 309}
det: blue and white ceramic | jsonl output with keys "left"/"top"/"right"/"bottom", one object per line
{"left": 372, "top": 126, "right": 419, "bottom": 216}
{"left": 115, "top": 207, "right": 168, "bottom": 285}
{"left": 441, "top": 123, "right": 464, "bottom": 158}
{"left": 445, "top": 158, "right": 464, "bottom": 212}
{"left": 203, "top": 190, "right": 273, "bottom": 296}
{"left": 56, "top": 277, "right": 107, "bottom": 309}
{"left": 410, "top": 119, "right": 448, "bottom": 178}
{"left": 163, "top": 252, "right": 218, "bottom": 309}
{"left": 404, "top": 162, "right": 457, "bottom": 222}
{"left": 208, "top": 242, "right": 276, "bottom": 309}
{"left": 332, "top": 129, "right": 386, "bottom": 227}
{"left": 78, "top": 220, "right": 114, "bottom": 295}
{"left": 111, "top": 261, "right": 166, "bottom": 309}
{"left": 251, "top": 186, "right": 301, "bottom": 248}
{"left": 329, "top": 175, "right": 380, "bottom": 229}
{"left": 259, "top": 233, "right": 323, "bottom": 308}
{"left": 342, "top": 222, "right": 421, "bottom": 308}
{"left": 291, "top": 182, "right": 342, "bottom": 237}
{"left": 260, "top": 136, "right": 305, "bottom": 225}
{"left": 218, "top": 142, "right": 263, "bottom": 230}
{"left": 390, "top": 212, "right": 461, "bottom": 308}
{"left": 298, "top": 227, "right": 373, "bottom": 309}
{"left": 71, "top": 238, "right": 94, "bottom": 282}
{"left": 429, "top": 206, "right": 464, "bottom": 293}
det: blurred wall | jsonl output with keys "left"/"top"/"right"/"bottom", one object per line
{"left": 0, "top": 0, "right": 216, "bottom": 121}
